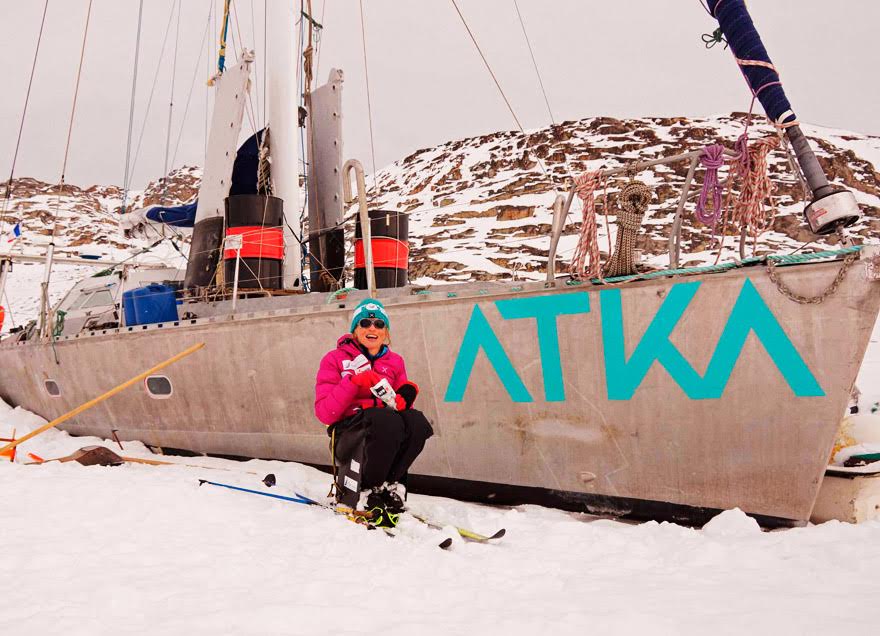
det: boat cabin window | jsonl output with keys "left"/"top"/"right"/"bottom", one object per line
{"left": 44, "top": 380, "right": 61, "bottom": 397}
{"left": 69, "top": 288, "right": 114, "bottom": 311}
{"left": 145, "top": 375, "right": 173, "bottom": 398}
{"left": 78, "top": 289, "right": 115, "bottom": 309}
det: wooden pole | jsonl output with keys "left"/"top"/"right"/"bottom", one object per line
{"left": 0, "top": 342, "right": 205, "bottom": 456}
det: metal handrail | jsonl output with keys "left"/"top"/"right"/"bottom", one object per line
{"left": 342, "top": 159, "right": 376, "bottom": 297}
{"left": 545, "top": 193, "right": 567, "bottom": 284}
{"left": 558, "top": 147, "right": 739, "bottom": 272}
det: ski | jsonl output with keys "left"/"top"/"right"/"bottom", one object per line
{"left": 294, "top": 492, "right": 452, "bottom": 550}
{"left": 197, "top": 480, "right": 452, "bottom": 548}
{"left": 409, "top": 512, "right": 506, "bottom": 544}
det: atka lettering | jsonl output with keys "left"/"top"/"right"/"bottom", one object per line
{"left": 443, "top": 279, "right": 823, "bottom": 403}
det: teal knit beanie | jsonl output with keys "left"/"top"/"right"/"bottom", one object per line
{"left": 350, "top": 298, "right": 390, "bottom": 333}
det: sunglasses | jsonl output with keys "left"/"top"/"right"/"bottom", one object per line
{"left": 359, "top": 318, "right": 386, "bottom": 329}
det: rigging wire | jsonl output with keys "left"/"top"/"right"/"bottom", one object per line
{"left": 55, "top": 0, "right": 94, "bottom": 204}
{"left": 170, "top": 2, "right": 214, "bottom": 169}
{"left": 0, "top": 0, "right": 50, "bottom": 238}
{"left": 358, "top": 0, "right": 379, "bottom": 190}
{"left": 128, "top": 3, "right": 180, "bottom": 194}
{"left": 314, "top": 0, "right": 327, "bottom": 81}
{"left": 450, "top": 0, "right": 524, "bottom": 133}
{"left": 206, "top": 0, "right": 215, "bottom": 160}
{"left": 121, "top": 0, "right": 145, "bottom": 214}
{"left": 449, "top": 0, "right": 556, "bottom": 185}
{"left": 249, "top": 0, "right": 262, "bottom": 129}
{"left": 297, "top": 2, "right": 311, "bottom": 289}
{"left": 162, "top": 0, "right": 182, "bottom": 189}
{"left": 41, "top": 0, "right": 94, "bottom": 338}
{"left": 512, "top": 0, "right": 555, "bottom": 125}
{"left": 227, "top": 7, "right": 261, "bottom": 140}
{"left": 262, "top": 0, "right": 267, "bottom": 125}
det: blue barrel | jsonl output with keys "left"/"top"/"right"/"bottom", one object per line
{"left": 122, "top": 290, "right": 138, "bottom": 326}
{"left": 129, "top": 284, "right": 179, "bottom": 325}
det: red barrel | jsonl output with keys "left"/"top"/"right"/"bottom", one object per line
{"left": 354, "top": 209, "right": 409, "bottom": 289}
{"left": 224, "top": 195, "right": 284, "bottom": 289}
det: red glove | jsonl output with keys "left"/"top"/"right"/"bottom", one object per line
{"left": 394, "top": 394, "right": 407, "bottom": 411}
{"left": 396, "top": 382, "right": 419, "bottom": 409}
{"left": 350, "top": 370, "right": 381, "bottom": 389}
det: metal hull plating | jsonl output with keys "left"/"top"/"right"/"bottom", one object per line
{"left": 1, "top": 259, "right": 876, "bottom": 524}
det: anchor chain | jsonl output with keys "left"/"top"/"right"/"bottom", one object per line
{"left": 766, "top": 239, "right": 857, "bottom": 305}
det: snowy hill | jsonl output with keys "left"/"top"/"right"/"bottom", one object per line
{"left": 1, "top": 114, "right": 878, "bottom": 327}
{"left": 368, "top": 113, "right": 880, "bottom": 283}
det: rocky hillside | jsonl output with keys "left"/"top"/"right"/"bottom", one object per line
{"left": 1, "top": 114, "right": 878, "bottom": 326}
{"left": 366, "top": 113, "right": 880, "bottom": 283}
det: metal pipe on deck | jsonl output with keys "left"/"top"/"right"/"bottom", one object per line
{"left": 342, "top": 159, "right": 376, "bottom": 297}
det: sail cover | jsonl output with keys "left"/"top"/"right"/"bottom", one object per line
{"left": 708, "top": 0, "right": 796, "bottom": 125}
{"left": 120, "top": 130, "right": 267, "bottom": 236}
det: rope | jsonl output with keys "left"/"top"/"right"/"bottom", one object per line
{"left": 730, "top": 135, "right": 779, "bottom": 239}
{"left": 512, "top": 0, "right": 555, "bottom": 124}
{"left": 1, "top": 0, "right": 49, "bottom": 239}
{"left": 695, "top": 144, "right": 725, "bottom": 227}
{"left": 568, "top": 171, "right": 605, "bottom": 280}
{"left": 603, "top": 180, "right": 652, "bottom": 278}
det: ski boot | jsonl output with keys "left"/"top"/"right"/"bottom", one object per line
{"left": 380, "top": 482, "right": 406, "bottom": 514}
{"left": 359, "top": 488, "right": 401, "bottom": 528}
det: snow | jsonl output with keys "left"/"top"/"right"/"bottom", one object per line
{"left": 2, "top": 396, "right": 880, "bottom": 634}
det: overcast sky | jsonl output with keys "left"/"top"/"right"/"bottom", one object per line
{"left": 1, "top": 0, "right": 877, "bottom": 189}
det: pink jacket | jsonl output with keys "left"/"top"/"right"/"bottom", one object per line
{"left": 314, "top": 334, "right": 409, "bottom": 426}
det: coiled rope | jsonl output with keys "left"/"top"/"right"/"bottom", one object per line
{"left": 604, "top": 180, "right": 652, "bottom": 278}
{"left": 695, "top": 144, "right": 725, "bottom": 227}
{"left": 568, "top": 172, "right": 606, "bottom": 280}
{"left": 730, "top": 134, "right": 779, "bottom": 239}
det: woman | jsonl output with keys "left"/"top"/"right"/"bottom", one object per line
{"left": 315, "top": 298, "right": 433, "bottom": 526}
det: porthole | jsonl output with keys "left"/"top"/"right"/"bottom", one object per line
{"left": 44, "top": 379, "right": 61, "bottom": 397}
{"left": 145, "top": 375, "right": 173, "bottom": 399}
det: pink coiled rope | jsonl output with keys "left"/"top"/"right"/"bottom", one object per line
{"left": 695, "top": 144, "right": 726, "bottom": 227}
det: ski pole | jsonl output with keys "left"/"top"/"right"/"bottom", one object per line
{"left": 198, "top": 479, "right": 314, "bottom": 504}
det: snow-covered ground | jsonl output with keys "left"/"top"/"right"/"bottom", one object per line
{"left": 2, "top": 382, "right": 880, "bottom": 635}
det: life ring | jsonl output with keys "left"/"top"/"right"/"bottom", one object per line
{"left": 0, "top": 305, "right": 4, "bottom": 331}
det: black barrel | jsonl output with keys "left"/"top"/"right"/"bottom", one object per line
{"left": 224, "top": 194, "right": 284, "bottom": 289}
{"left": 354, "top": 209, "right": 409, "bottom": 289}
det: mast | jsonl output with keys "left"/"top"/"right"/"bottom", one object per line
{"left": 266, "top": 0, "right": 302, "bottom": 289}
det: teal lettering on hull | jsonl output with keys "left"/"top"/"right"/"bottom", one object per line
{"left": 444, "top": 305, "right": 533, "bottom": 402}
{"left": 601, "top": 279, "right": 823, "bottom": 400}
{"left": 496, "top": 292, "right": 591, "bottom": 401}
{"left": 443, "top": 280, "right": 823, "bottom": 402}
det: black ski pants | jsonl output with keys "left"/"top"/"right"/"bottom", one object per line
{"left": 331, "top": 407, "right": 433, "bottom": 507}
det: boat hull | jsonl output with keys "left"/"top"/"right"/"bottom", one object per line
{"left": 2, "top": 258, "right": 877, "bottom": 525}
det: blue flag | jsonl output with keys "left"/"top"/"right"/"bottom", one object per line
{"left": 7, "top": 222, "right": 21, "bottom": 242}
